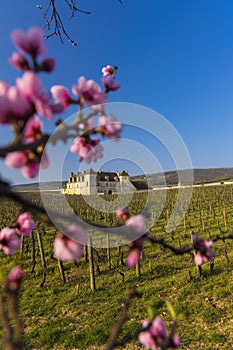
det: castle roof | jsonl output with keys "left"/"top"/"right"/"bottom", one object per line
{"left": 84, "top": 168, "right": 95, "bottom": 174}
{"left": 96, "top": 171, "right": 118, "bottom": 182}
{"left": 119, "top": 170, "right": 128, "bottom": 176}
{"left": 68, "top": 169, "right": 129, "bottom": 182}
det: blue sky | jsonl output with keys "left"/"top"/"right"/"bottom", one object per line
{"left": 1, "top": 0, "right": 233, "bottom": 184}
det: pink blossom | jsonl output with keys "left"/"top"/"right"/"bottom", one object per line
{"left": 22, "top": 163, "right": 40, "bottom": 179}
{"left": 171, "top": 335, "right": 181, "bottom": 348}
{"left": 70, "top": 136, "right": 103, "bottom": 163}
{"left": 53, "top": 225, "right": 86, "bottom": 261}
{"left": 101, "top": 65, "right": 120, "bottom": 92}
{"left": 116, "top": 210, "right": 147, "bottom": 268}
{"left": 5, "top": 150, "right": 49, "bottom": 179}
{"left": 0, "top": 77, "right": 33, "bottom": 124}
{"left": 127, "top": 236, "right": 147, "bottom": 268}
{"left": 126, "top": 214, "right": 147, "bottom": 234}
{"left": 0, "top": 85, "right": 33, "bottom": 124}
{"left": 9, "top": 52, "right": 30, "bottom": 71}
{"left": 138, "top": 331, "right": 157, "bottom": 350}
{"left": 102, "top": 65, "right": 115, "bottom": 76}
{"left": 194, "top": 251, "right": 214, "bottom": 266}
{"left": 17, "top": 212, "right": 36, "bottom": 236}
{"left": 34, "top": 93, "right": 64, "bottom": 119}
{"left": 116, "top": 207, "right": 130, "bottom": 221}
{"left": 127, "top": 248, "right": 141, "bottom": 268}
{"left": 0, "top": 70, "right": 63, "bottom": 124}
{"left": 0, "top": 82, "right": 10, "bottom": 122}
{"left": 6, "top": 266, "right": 24, "bottom": 292}
{"left": 16, "top": 72, "right": 64, "bottom": 120}
{"left": 72, "top": 76, "right": 107, "bottom": 108}
{"left": 139, "top": 317, "right": 180, "bottom": 349}
{"left": 11, "top": 27, "right": 46, "bottom": 58}
{"left": 151, "top": 317, "right": 167, "bottom": 341}
{"left": 192, "top": 234, "right": 214, "bottom": 266}
{"left": 139, "top": 317, "right": 167, "bottom": 349}
{"left": 0, "top": 228, "right": 20, "bottom": 255}
{"left": 102, "top": 75, "right": 121, "bottom": 92}
{"left": 5, "top": 151, "right": 27, "bottom": 168}
{"left": 40, "top": 58, "right": 55, "bottom": 72}
{"left": 51, "top": 85, "right": 72, "bottom": 108}
{"left": 24, "top": 115, "right": 43, "bottom": 142}
{"left": 98, "top": 115, "right": 122, "bottom": 140}
{"left": 8, "top": 86, "right": 33, "bottom": 117}
{"left": 0, "top": 81, "right": 10, "bottom": 95}
{"left": 22, "top": 151, "right": 49, "bottom": 179}
{"left": 16, "top": 71, "right": 41, "bottom": 99}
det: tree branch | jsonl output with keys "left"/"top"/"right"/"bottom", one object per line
{"left": 104, "top": 285, "right": 138, "bottom": 350}
{"left": 0, "top": 294, "right": 14, "bottom": 350}
{"left": 37, "top": 0, "right": 91, "bottom": 45}
{"left": 0, "top": 135, "right": 50, "bottom": 158}
{"left": 147, "top": 236, "right": 194, "bottom": 255}
{"left": 37, "top": 0, "right": 122, "bottom": 45}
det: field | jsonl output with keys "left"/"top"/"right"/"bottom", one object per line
{"left": 1, "top": 185, "right": 233, "bottom": 349}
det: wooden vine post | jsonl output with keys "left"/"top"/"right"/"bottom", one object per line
{"left": 37, "top": 228, "right": 47, "bottom": 287}
{"left": 135, "top": 261, "right": 141, "bottom": 278}
{"left": 88, "top": 237, "right": 96, "bottom": 291}
{"left": 20, "top": 236, "right": 24, "bottom": 257}
{"left": 223, "top": 206, "right": 227, "bottom": 231}
{"left": 58, "top": 259, "right": 66, "bottom": 284}
{"left": 31, "top": 232, "right": 36, "bottom": 273}
{"left": 106, "top": 233, "right": 111, "bottom": 269}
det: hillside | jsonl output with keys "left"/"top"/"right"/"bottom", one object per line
{"left": 12, "top": 181, "right": 65, "bottom": 192}
{"left": 11, "top": 168, "right": 233, "bottom": 191}
{"left": 131, "top": 167, "right": 233, "bottom": 187}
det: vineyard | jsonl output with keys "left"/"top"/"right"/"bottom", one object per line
{"left": 1, "top": 184, "right": 233, "bottom": 349}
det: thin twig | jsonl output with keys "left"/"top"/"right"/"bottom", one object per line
{"left": 148, "top": 236, "right": 194, "bottom": 255}
{"left": 104, "top": 285, "right": 138, "bottom": 350}
{"left": 37, "top": 0, "right": 90, "bottom": 45}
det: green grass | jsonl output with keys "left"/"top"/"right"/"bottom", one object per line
{"left": 1, "top": 185, "right": 233, "bottom": 349}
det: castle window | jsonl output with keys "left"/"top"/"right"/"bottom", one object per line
{"left": 86, "top": 181, "right": 88, "bottom": 186}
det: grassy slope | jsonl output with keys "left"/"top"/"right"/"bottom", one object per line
{"left": 1, "top": 186, "right": 233, "bottom": 349}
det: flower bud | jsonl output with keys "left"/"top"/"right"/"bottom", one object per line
{"left": 9, "top": 52, "right": 30, "bottom": 71}
{"left": 116, "top": 207, "right": 130, "bottom": 221}
{"left": 6, "top": 266, "right": 24, "bottom": 292}
{"left": 40, "top": 58, "right": 55, "bottom": 72}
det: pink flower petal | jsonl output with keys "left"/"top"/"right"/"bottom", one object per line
{"left": 5, "top": 151, "right": 27, "bottom": 168}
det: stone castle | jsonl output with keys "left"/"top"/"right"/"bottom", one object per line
{"left": 61, "top": 169, "right": 136, "bottom": 195}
